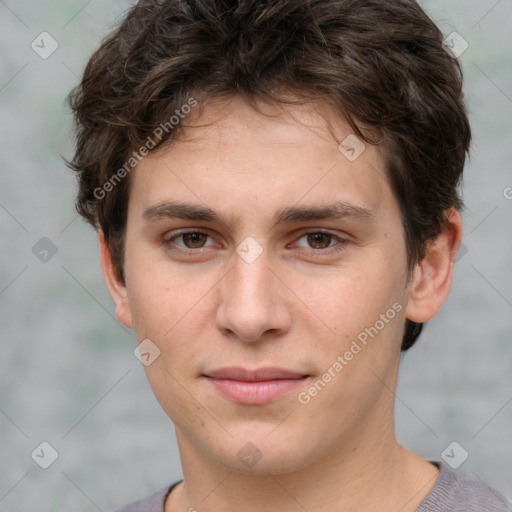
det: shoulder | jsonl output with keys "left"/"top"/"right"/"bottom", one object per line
{"left": 108, "top": 481, "right": 181, "bottom": 512}
{"left": 417, "top": 461, "right": 511, "bottom": 512}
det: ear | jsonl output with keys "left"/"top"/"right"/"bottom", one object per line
{"left": 97, "top": 229, "right": 134, "bottom": 329}
{"left": 404, "top": 208, "right": 463, "bottom": 323}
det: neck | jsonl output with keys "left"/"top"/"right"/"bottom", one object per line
{"left": 166, "top": 402, "right": 439, "bottom": 512}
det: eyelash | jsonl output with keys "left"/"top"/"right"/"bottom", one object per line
{"left": 162, "top": 229, "right": 349, "bottom": 256}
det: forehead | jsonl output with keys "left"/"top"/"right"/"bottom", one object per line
{"left": 128, "top": 95, "right": 397, "bottom": 228}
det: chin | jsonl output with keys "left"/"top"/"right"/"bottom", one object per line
{"left": 205, "top": 431, "right": 320, "bottom": 476}
{"left": 219, "top": 452, "right": 309, "bottom": 476}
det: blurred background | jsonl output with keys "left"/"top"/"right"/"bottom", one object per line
{"left": 1, "top": 0, "right": 511, "bottom": 510}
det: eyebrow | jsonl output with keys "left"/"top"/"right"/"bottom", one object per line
{"left": 142, "top": 200, "right": 376, "bottom": 227}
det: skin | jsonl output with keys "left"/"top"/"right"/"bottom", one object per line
{"left": 99, "top": 95, "right": 463, "bottom": 512}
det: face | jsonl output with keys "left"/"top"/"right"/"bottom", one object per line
{"left": 103, "top": 95, "right": 439, "bottom": 474}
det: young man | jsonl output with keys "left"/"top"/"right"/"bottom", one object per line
{"left": 67, "top": 0, "right": 511, "bottom": 511}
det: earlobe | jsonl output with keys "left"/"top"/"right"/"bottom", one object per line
{"left": 97, "top": 229, "right": 134, "bottom": 329}
{"left": 404, "top": 208, "right": 463, "bottom": 323}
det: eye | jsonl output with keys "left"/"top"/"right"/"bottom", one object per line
{"left": 292, "top": 230, "right": 348, "bottom": 255}
{"left": 163, "top": 230, "right": 215, "bottom": 251}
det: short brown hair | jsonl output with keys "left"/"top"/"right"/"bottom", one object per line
{"left": 66, "top": 0, "right": 471, "bottom": 351}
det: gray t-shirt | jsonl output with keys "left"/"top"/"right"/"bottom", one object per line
{"left": 110, "top": 460, "right": 512, "bottom": 512}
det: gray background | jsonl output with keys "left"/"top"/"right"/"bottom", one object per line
{"left": 1, "top": 0, "right": 511, "bottom": 510}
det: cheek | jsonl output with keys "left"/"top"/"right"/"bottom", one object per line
{"left": 127, "top": 274, "right": 203, "bottom": 339}
{"left": 300, "top": 268, "right": 405, "bottom": 419}
{"left": 124, "top": 241, "right": 183, "bottom": 327}
{"left": 296, "top": 262, "right": 404, "bottom": 337}
{"left": 124, "top": 254, "right": 219, "bottom": 359}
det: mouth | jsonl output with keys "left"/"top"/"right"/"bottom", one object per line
{"left": 203, "top": 367, "right": 310, "bottom": 405}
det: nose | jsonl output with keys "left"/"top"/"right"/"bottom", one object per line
{"left": 215, "top": 245, "right": 292, "bottom": 343}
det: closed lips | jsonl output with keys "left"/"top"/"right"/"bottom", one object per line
{"left": 204, "top": 367, "right": 309, "bottom": 381}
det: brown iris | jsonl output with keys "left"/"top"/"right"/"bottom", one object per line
{"left": 182, "top": 232, "right": 208, "bottom": 248}
{"left": 306, "top": 232, "right": 332, "bottom": 249}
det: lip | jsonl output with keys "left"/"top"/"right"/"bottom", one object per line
{"left": 204, "top": 367, "right": 309, "bottom": 405}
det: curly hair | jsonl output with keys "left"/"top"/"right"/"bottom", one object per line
{"left": 66, "top": 0, "right": 471, "bottom": 351}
